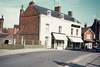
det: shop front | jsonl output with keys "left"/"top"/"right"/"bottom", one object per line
{"left": 68, "top": 37, "right": 83, "bottom": 49}
{"left": 51, "top": 33, "right": 68, "bottom": 50}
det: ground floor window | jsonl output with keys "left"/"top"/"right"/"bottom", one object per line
{"left": 67, "top": 41, "right": 82, "bottom": 49}
{"left": 73, "top": 43, "right": 80, "bottom": 49}
{"left": 67, "top": 41, "right": 72, "bottom": 48}
{"left": 56, "top": 40, "right": 64, "bottom": 46}
{"left": 51, "top": 39, "right": 64, "bottom": 49}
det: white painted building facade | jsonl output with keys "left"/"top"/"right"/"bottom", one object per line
{"left": 39, "top": 14, "right": 83, "bottom": 49}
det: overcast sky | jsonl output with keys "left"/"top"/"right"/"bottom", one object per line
{"left": 0, "top": 0, "right": 100, "bottom": 28}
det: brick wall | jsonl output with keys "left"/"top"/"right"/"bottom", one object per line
{"left": 18, "top": 2, "right": 40, "bottom": 45}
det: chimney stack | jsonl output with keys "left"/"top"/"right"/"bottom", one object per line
{"left": 84, "top": 24, "right": 87, "bottom": 28}
{"left": 54, "top": 6, "right": 61, "bottom": 13}
{"left": 1, "top": 15, "right": 4, "bottom": 20}
{"left": 29, "top": 1, "right": 35, "bottom": 6}
{"left": 68, "top": 11, "right": 72, "bottom": 17}
{"left": 94, "top": 19, "right": 97, "bottom": 22}
{"left": 20, "top": 5, "right": 24, "bottom": 12}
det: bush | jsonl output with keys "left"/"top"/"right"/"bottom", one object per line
{"left": 0, "top": 44, "right": 24, "bottom": 49}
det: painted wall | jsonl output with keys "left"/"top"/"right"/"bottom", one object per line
{"left": 39, "top": 14, "right": 82, "bottom": 48}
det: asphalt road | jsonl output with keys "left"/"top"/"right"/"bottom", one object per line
{"left": 0, "top": 50, "right": 91, "bottom": 67}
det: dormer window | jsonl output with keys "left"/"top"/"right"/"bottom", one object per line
{"left": 59, "top": 13, "right": 64, "bottom": 19}
{"left": 47, "top": 10, "right": 51, "bottom": 16}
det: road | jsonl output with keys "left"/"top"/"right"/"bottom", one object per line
{"left": 0, "top": 50, "right": 98, "bottom": 67}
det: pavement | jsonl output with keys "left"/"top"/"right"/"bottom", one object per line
{"left": 0, "top": 48, "right": 56, "bottom": 56}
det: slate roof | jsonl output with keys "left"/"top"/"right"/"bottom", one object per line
{"left": 34, "top": 5, "right": 75, "bottom": 22}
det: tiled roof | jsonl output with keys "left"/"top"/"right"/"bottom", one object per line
{"left": 82, "top": 27, "right": 90, "bottom": 33}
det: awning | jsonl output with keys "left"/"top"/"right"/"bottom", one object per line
{"left": 53, "top": 33, "right": 67, "bottom": 40}
{"left": 69, "top": 37, "right": 83, "bottom": 42}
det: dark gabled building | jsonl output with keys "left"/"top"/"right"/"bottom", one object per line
{"left": 91, "top": 19, "right": 100, "bottom": 47}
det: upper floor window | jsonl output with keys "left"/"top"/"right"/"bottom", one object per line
{"left": 47, "top": 10, "right": 51, "bottom": 16}
{"left": 71, "top": 28, "right": 73, "bottom": 35}
{"left": 59, "top": 26, "right": 62, "bottom": 33}
{"left": 76, "top": 29, "right": 78, "bottom": 35}
{"left": 46, "top": 24, "right": 49, "bottom": 33}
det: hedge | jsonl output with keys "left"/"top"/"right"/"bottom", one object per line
{"left": 0, "top": 44, "right": 24, "bottom": 49}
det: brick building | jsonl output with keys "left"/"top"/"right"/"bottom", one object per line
{"left": 82, "top": 24, "right": 95, "bottom": 49}
{"left": 19, "top": 2, "right": 39, "bottom": 44}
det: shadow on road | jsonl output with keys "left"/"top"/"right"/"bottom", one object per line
{"left": 53, "top": 60, "right": 85, "bottom": 67}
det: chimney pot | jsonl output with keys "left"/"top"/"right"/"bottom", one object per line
{"left": 68, "top": 11, "right": 72, "bottom": 17}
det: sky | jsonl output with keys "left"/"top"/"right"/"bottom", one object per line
{"left": 0, "top": 0, "right": 100, "bottom": 28}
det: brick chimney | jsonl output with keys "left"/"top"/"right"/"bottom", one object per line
{"left": 20, "top": 5, "right": 24, "bottom": 13}
{"left": 54, "top": 6, "right": 61, "bottom": 13}
{"left": 68, "top": 11, "right": 72, "bottom": 17}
